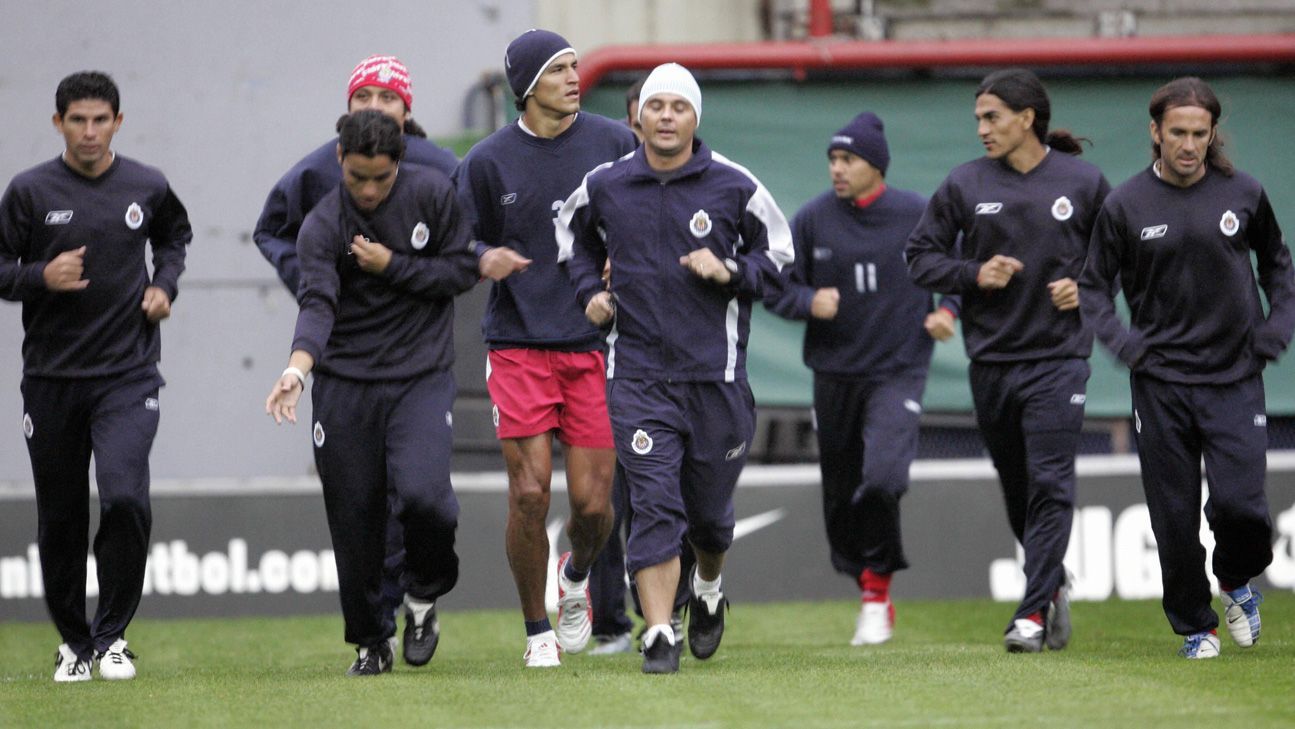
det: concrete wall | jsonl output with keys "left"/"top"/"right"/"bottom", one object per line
{"left": 0, "top": 1, "right": 537, "bottom": 481}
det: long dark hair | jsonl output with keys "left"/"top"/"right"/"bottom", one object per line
{"left": 976, "top": 69, "right": 1088, "bottom": 155}
{"left": 1149, "top": 76, "right": 1233, "bottom": 177}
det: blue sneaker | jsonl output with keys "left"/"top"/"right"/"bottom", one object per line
{"left": 1178, "top": 630, "right": 1220, "bottom": 659}
{"left": 1221, "top": 585, "right": 1263, "bottom": 648}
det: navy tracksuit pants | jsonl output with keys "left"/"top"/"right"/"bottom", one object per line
{"left": 311, "top": 370, "right": 460, "bottom": 648}
{"left": 1130, "top": 373, "right": 1274, "bottom": 636}
{"left": 608, "top": 379, "right": 754, "bottom": 576}
{"left": 812, "top": 373, "right": 923, "bottom": 579}
{"left": 970, "top": 358, "right": 1088, "bottom": 630}
{"left": 22, "top": 368, "right": 163, "bottom": 660}
{"left": 589, "top": 462, "right": 695, "bottom": 638}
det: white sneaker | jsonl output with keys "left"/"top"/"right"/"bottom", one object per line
{"left": 851, "top": 600, "right": 894, "bottom": 646}
{"left": 1221, "top": 585, "right": 1263, "bottom": 648}
{"left": 554, "top": 552, "right": 592, "bottom": 653}
{"left": 96, "top": 639, "right": 136, "bottom": 680}
{"left": 53, "top": 644, "right": 92, "bottom": 683}
{"left": 1179, "top": 631, "right": 1221, "bottom": 659}
{"left": 523, "top": 630, "right": 561, "bottom": 668}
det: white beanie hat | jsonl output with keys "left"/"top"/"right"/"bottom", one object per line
{"left": 637, "top": 62, "right": 701, "bottom": 127}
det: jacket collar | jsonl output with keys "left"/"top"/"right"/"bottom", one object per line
{"left": 626, "top": 138, "right": 711, "bottom": 182}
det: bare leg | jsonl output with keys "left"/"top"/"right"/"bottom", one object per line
{"left": 563, "top": 446, "right": 615, "bottom": 574}
{"left": 636, "top": 556, "right": 681, "bottom": 629}
{"left": 503, "top": 434, "right": 554, "bottom": 621}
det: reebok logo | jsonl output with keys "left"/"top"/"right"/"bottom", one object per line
{"left": 975, "top": 203, "right": 1003, "bottom": 215}
{"left": 500, "top": 193, "right": 517, "bottom": 205}
{"left": 45, "top": 210, "right": 73, "bottom": 225}
{"left": 1255, "top": 414, "right": 1267, "bottom": 427}
{"left": 1141, "top": 224, "right": 1168, "bottom": 240}
{"left": 1070, "top": 394, "right": 1086, "bottom": 405}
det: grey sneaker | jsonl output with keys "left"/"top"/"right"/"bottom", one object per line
{"left": 402, "top": 596, "right": 440, "bottom": 666}
{"left": 1004, "top": 619, "right": 1044, "bottom": 653}
{"left": 589, "top": 632, "right": 633, "bottom": 655}
{"left": 1045, "top": 572, "right": 1072, "bottom": 650}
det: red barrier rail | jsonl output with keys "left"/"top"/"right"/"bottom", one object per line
{"left": 578, "top": 34, "right": 1295, "bottom": 91}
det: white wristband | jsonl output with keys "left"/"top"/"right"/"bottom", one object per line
{"left": 282, "top": 366, "right": 307, "bottom": 387}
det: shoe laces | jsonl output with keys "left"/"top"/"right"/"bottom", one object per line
{"left": 355, "top": 645, "right": 386, "bottom": 672}
{"left": 98, "top": 644, "right": 136, "bottom": 664}
{"left": 58, "top": 652, "right": 91, "bottom": 676}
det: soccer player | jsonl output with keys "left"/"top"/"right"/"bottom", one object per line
{"left": 0, "top": 71, "right": 192, "bottom": 682}
{"left": 1079, "top": 77, "right": 1295, "bottom": 659}
{"left": 586, "top": 75, "right": 697, "bottom": 655}
{"left": 254, "top": 54, "right": 457, "bottom": 293}
{"left": 252, "top": 54, "right": 458, "bottom": 663}
{"left": 906, "top": 68, "right": 1109, "bottom": 653}
{"left": 264, "top": 110, "right": 477, "bottom": 676}
{"left": 765, "top": 111, "right": 958, "bottom": 645}
{"left": 558, "top": 62, "right": 794, "bottom": 673}
{"left": 452, "top": 29, "right": 637, "bottom": 668}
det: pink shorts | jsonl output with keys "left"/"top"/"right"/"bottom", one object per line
{"left": 486, "top": 349, "right": 613, "bottom": 448}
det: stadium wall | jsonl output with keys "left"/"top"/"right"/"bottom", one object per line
{"left": 3, "top": 459, "right": 1293, "bottom": 619}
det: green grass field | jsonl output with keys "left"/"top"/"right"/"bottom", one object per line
{"left": 2, "top": 595, "right": 1292, "bottom": 728}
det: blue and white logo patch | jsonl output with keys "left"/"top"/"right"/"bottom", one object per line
{"left": 1141, "top": 224, "right": 1168, "bottom": 240}
{"left": 125, "top": 202, "right": 143, "bottom": 230}
{"left": 1051, "top": 196, "right": 1073, "bottom": 221}
{"left": 1220, "top": 210, "right": 1239, "bottom": 236}
{"left": 689, "top": 210, "right": 712, "bottom": 238}
{"left": 411, "top": 222, "right": 429, "bottom": 250}
{"left": 45, "top": 210, "right": 73, "bottom": 225}
{"left": 631, "top": 429, "right": 653, "bottom": 455}
{"left": 975, "top": 202, "right": 1002, "bottom": 215}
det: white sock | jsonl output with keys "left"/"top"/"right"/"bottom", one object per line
{"left": 405, "top": 596, "right": 435, "bottom": 624}
{"left": 643, "top": 623, "right": 675, "bottom": 647}
{"left": 693, "top": 571, "right": 722, "bottom": 596}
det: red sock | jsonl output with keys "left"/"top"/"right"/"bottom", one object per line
{"left": 858, "top": 569, "right": 892, "bottom": 603}
{"left": 1024, "top": 612, "right": 1044, "bottom": 626}
{"left": 1218, "top": 580, "right": 1239, "bottom": 593}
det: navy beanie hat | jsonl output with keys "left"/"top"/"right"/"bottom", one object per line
{"left": 828, "top": 112, "right": 890, "bottom": 175}
{"left": 505, "top": 29, "right": 576, "bottom": 102}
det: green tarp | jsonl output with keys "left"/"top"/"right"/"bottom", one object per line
{"left": 584, "top": 74, "right": 1295, "bottom": 415}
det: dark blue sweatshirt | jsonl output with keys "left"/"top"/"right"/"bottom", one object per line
{"left": 0, "top": 155, "right": 191, "bottom": 377}
{"left": 906, "top": 150, "right": 1109, "bottom": 363}
{"left": 453, "top": 113, "right": 637, "bottom": 351}
{"left": 292, "top": 165, "right": 477, "bottom": 380}
{"left": 766, "top": 187, "right": 958, "bottom": 378}
{"left": 254, "top": 135, "right": 458, "bottom": 294}
{"left": 557, "top": 140, "right": 794, "bottom": 382}
{"left": 1080, "top": 165, "right": 1295, "bottom": 383}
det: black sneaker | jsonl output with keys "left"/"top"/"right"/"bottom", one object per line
{"left": 346, "top": 638, "right": 395, "bottom": 676}
{"left": 402, "top": 598, "right": 440, "bottom": 666}
{"left": 687, "top": 582, "right": 728, "bottom": 660}
{"left": 641, "top": 629, "right": 681, "bottom": 674}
